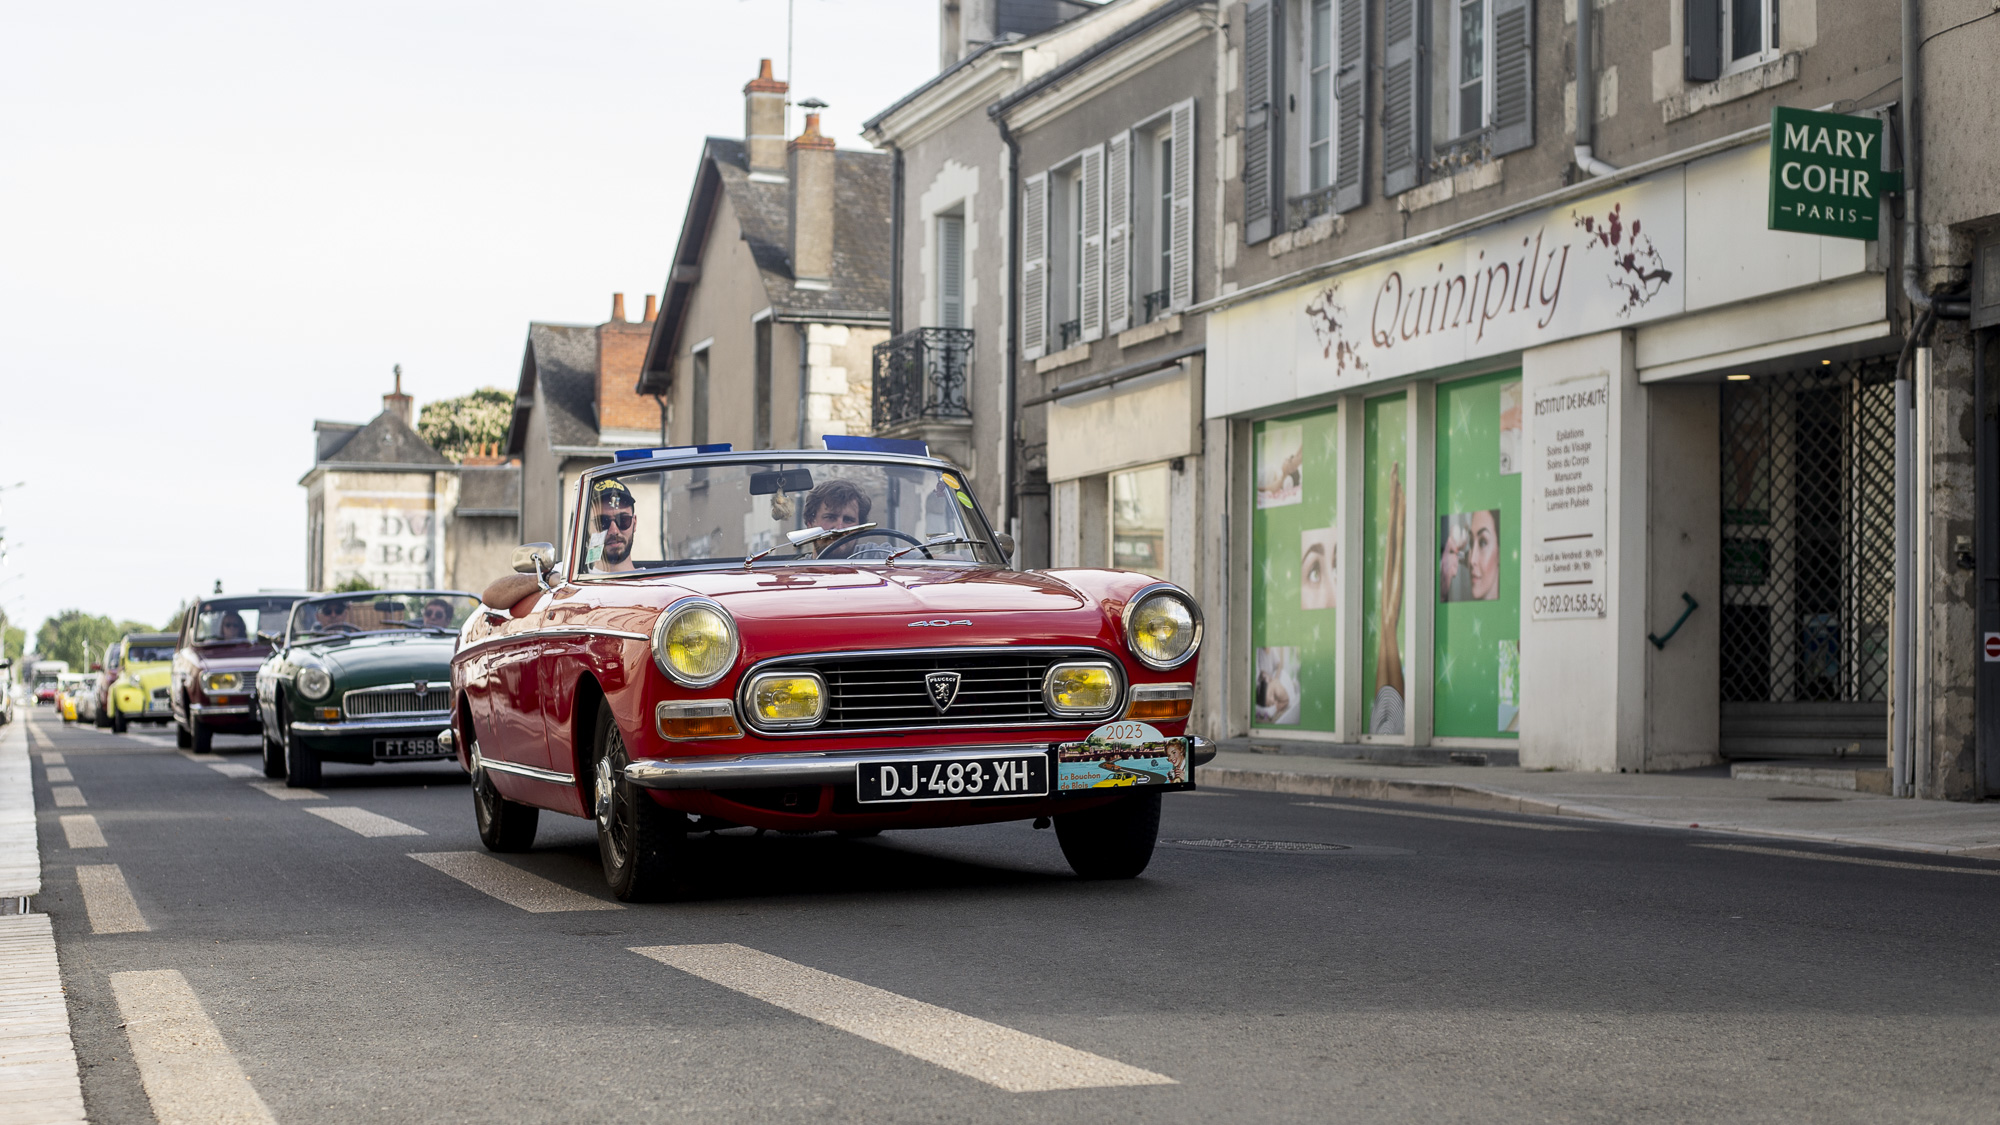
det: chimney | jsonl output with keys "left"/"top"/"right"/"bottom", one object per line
{"left": 383, "top": 364, "right": 413, "bottom": 426}
{"left": 788, "top": 112, "right": 837, "bottom": 290}
{"left": 610, "top": 292, "right": 627, "bottom": 323}
{"left": 643, "top": 293, "right": 658, "bottom": 322}
{"left": 744, "top": 59, "right": 789, "bottom": 177}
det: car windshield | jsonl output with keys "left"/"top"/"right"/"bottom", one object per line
{"left": 288, "top": 592, "right": 478, "bottom": 640}
{"left": 571, "top": 459, "right": 1004, "bottom": 575}
{"left": 193, "top": 596, "right": 304, "bottom": 644}
{"left": 126, "top": 645, "right": 175, "bottom": 663}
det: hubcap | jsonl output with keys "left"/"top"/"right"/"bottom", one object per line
{"left": 595, "top": 756, "right": 616, "bottom": 821}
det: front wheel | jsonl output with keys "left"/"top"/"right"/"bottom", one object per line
{"left": 261, "top": 731, "right": 286, "bottom": 779}
{"left": 284, "top": 723, "right": 321, "bottom": 788}
{"left": 1054, "top": 790, "right": 1162, "bottom": 879}
{"left": 190, "top": 712, "right": 213, "bottom": 753}
{"left": 593, "top": 700, "right": 684, "bottom": 902}
{"left": 472, "top": 740, "right": 539, "bottom": 852}
{"left": 112, "top": 711, "right": 128, "bottom": 735}
{"left": 175, "top": 721, "right": 192, "bottom": 749}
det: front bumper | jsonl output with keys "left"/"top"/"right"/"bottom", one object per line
{"left": 191, "top": 703, "right": 253, "bottom": 717}
{"left": 624, "top": 736, "right": 1216, "bottom": 791}
{"left": 291, "top": 714, "right": 452, "bottom": 736}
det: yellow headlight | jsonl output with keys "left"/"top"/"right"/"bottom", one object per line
{"left": 1045, "top": 662, "right": 1119, "bottom": 715}
{"left": 652, "top": 601, "right": 738, "bottom": 687}
{"left": 203, "top": 672, "right": 241, "bottom": 692}
{"left": 749, "top": 674, "right": 825, "bottom": 726}
{"left": 1127, "top": 590, "right": 1200, "bottom": 669}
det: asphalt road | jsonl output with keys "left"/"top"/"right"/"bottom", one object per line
{"left": 24, "top": 708, "right": 2000, "bottom": 1124}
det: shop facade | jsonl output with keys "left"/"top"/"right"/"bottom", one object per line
{"left": 1199, "top": 132, "right": 1900, "bottom": 770}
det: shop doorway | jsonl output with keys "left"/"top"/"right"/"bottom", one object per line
{"left": 1718, "top": 357, "right": 1896, "bottom": 758}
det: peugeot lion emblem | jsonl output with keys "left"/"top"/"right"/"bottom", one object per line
{"left": 924, "top": 671, "right": 962, "bottom": 713}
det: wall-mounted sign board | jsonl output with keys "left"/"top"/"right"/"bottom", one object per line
{"left": 1768, "top": 106, "right": 1899, "bottom": 241}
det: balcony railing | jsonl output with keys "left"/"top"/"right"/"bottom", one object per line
{"left": 872, "top": 327, "right": 974, "bottom": 433}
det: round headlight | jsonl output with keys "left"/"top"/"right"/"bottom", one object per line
{"left": 1124, "top": 587, "right": 1202, "bottom": 670}
{"left": 296, "top": 667, "right": 333, "bottom": 699}
{"left": 652, "top": 599, "right": 739, "bottom": 688}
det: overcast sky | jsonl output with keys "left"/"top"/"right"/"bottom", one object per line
{"left": 0, "top": 0, "right": 938, "bottom": 646}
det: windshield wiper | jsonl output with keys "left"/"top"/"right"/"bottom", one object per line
{"left": 885, "top": 535, "right": 985, "bottom": 562}
{"left": 743, "top": 522, "right": 880, "bottom": 568}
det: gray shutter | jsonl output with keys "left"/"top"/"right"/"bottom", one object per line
{"left": 1684, "top": 0, "right": 1722, "bottom": 82}
{"left": 1022, "top": 172, "right": 1048, "bottom": 361}
{"left": 1382, "top": 0, "right": 1422, "bottom": 197}
{"left": 1169, "top": 98, "right": 1196, "bottom": 311}
{"left": 1242, "top": 0, "right": 1283, "bottom": 245}
{"left": 1105, "top": 130, "right": 1132, "bottom": 334}
{"left": 1491, "top": 0, "right": 1534, "bottom": 155}
{"left": 938, "top": 215, "right": 964, "bottom": 329}
{"left": 1334, "top": 0, "right": 1367, "bottom": 213}
{"left": 1079, "top": 144, "right": 1105, "bottom": 343}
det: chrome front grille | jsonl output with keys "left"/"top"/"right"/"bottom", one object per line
{"left": 746, "top": 648, "right": 1110, "bottom": 734}
{"left": 343, "top": 686, "right": 450, "bottom": 716}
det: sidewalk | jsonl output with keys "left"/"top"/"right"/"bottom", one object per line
{"left": 0, "top": 714, "right": 86, "bottom": 1124}
{"left": 1196, "top": 750, "right": 2000, "bottom": 859}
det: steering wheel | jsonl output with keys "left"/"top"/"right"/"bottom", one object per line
{"left": 826, "top": 528, "right": 926, "bottom": 561}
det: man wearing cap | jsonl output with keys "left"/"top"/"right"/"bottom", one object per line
{"left": 587, "top": 478, "right": 639, "bottom": 573}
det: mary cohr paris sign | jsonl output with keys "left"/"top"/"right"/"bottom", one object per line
{"left": 1768, "top": 105, "right": 1900, "bottom": 241}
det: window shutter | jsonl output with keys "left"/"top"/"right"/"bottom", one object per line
{"left": 938, "top": 215, "right": 964, "bottom": 329}
{"left": 1491, "top": 0, "right": 1534, "bottom": 155}
{"left": 1333, "top": 0, "right": 1367, "bottom": 213}
{"left": 1022, "top": 173, "right": 1048, "bottom": 361}
{"left": 1241, "top": 0, "right": 1283, "bottom": 245}
{"left": 1080, "top": 144, "right": 1105, "bottom": 343}
{"left": 1105, "top": 131, "right": 1132, "bottom": 335}
{"left": 1684, "top": 0, "right": 1722, "bottom": 82}
{"left": 1169, "top": 98, "right": 1196, "bottom": 311}
{"left": 1382, "top": 0, "right": 1422, "bottom": 197}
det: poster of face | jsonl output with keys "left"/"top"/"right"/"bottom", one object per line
{"left": 1256, "top": 424, "right": 1303, "bottom": 508}
{"left": 1300, "top": 527, "right": 1337, "bottom": 610}
{"left": 1438, "top": 510, "right": 1502, "bottom": 602}
{"left": 1498, "top": 380, "right": 1523, "bottom": 475}
{"left": 1497, "top": 639, "right": 1520, "bottom": 732}
{"left": 1254, "top": 646, "right": 1302, "bottom": 725}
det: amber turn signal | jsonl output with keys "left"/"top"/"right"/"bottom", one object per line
{"left": 1123, "top": 682, "right": 1193, "bottom": 721}
{"left": 656, "top": 699, "right": 744, "bottom": 741}
{"left": 317, "top": 707, "right": 341, "bottom": 721}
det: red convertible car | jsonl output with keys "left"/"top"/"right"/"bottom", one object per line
{"left": 451, "top": 441, "right": 1210, "bottom": 901}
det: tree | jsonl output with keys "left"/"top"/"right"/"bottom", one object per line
{"left": 331, "top": 575, "right": 376, "bottom": 593}
{"left": 3, "top": 625, "right": 22, "bottom": 663}
{"left": 417, "top": 387, "right": 515, "bottom": 463}
{"left": 33, "top": 611, "right": 155, "bottom": 670}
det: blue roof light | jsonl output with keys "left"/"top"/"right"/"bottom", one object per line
{"left": 822, "top": 435, "right": 929, "bottom": 457}
{"left": 613, "top": 443, "right": 734, "bottom": 462}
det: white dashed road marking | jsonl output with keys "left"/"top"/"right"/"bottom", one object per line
{"left": 1298, "top": 801, "right": 1591, "bottom": 832}
{"left": 49, "top": 788, "right": 84, "bottom": 809}
{"left": 205, "top": 763, "right": 261, "bottom": 779}
{"left": 407, "top": 852, "right": 622, "bottom": 912}
{"left": 38, "top": 753, "right": 64, "bottom": 766}
{"left": 248, "top": 782, "right": 322, "bottom": 801}
{"left": 304, "top": 807, "right": 426, "bottom": 837}
{"left": 43, "top": 767, "right": 72, "bottom": 783}
{"left": 0, "top": 915, "right": 87, "bottom": 1123}
{"left": 110, "top": 970, "right": 276, "bottom": 1125}
{"left": 75, "top": 865, "right": 149, "bottom": 934}
{"left": 633, "top": 943, "right": 1176, "bottom": 1092}
{"left": 1696, "top": 842, "right": 2000, "bottom": 875}
{"left": 58, "top": 816, "right": 105, "bottom": 849}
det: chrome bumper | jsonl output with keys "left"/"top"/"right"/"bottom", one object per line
{"left": 190, "top": 704, "right": 252, "bottom": 716}
{"left": 291, "top": 714, "right": 452, "bottom": 736}
{"left": 624, "top": 736, "right": 1216, "bottom": 791}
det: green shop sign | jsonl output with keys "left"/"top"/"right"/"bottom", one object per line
{"left": 1768, "top": 106, "right": 1898, "bottom": 240}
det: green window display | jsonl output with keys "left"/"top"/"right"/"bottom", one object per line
{"left": 1361, "top": 394, "right": 1409, "bottom": 735}
{"left": 1250, "top": 408, "right": 1339, "bottom": 730}
{"left": 1432, "top": 370, "right": 1523, "bottom": 737}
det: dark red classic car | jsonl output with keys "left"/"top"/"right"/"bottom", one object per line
{"left": 170, "top": 592, "right": 310, "bottom": 751}
{"left": 451, "top": 443, "right": 1210, "bottom": 901}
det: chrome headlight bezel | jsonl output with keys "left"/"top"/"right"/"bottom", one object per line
{"left": 1041, "top": 659, "right": 1126, "bottom": 718}
{"left": 740, "top": 671, "right": 828, "bottom": 730}
{"left": 202, "top": 671, "right": 243, "bottom": 693}
{"left": 296, "top": 667, "right": 333, "bottom": 699}
{"left": 1121, "top": 584, "right": 1203, "bottom": 671}
{"left": 650, "top": 597, "right": 740, "bottom": 689}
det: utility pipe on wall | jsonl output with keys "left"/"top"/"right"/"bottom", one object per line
{"left": 1573, "top": 0, "right": 1618, "bottom": 177}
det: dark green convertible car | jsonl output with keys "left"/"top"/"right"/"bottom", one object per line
{"left": 256, "top": 590, "right": 478, "bottom": 787}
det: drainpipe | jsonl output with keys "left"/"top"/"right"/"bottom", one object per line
{"left": 996, "top": 113, "right": 1022, "bottom": 534}
{"left": 796, "top": 327, "right": 812, "bottom": 448}
{"left": 1899, "top": 0, "right": 1970, "bottom": 318}
{"left": 889, "top": 144, "right": 905, "bottom": 337}
{"left": 652, "top": 393, "right": 667, "bottom": 446}
{"left": 1573, "top": 0, "right": 1618, "bottom": 177}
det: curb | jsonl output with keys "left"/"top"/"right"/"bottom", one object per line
{"left": 0, "top": 716, "right": 87, "bottom": 1124}
{"left": 1193, "top": 764, "right": 2000, "bottom": 862}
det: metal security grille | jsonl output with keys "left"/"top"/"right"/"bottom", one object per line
{"left": 1719, "top": 358, "right": 1896, "bottom": 715}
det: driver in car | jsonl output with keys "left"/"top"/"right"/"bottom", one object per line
{"left": 802, "top": 480, "right": 873, "bottom": 559}
{"left": 588, "top": 478, "right": 638, "bottom": 573}
{"left": 217, "top": 611, "right": 247, "bottom": 641}
{"left": 314, "top": 600, "right": 357, "bottom": 632}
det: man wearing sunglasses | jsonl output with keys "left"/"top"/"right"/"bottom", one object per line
{"left": 587, "top": 478, "right": 638, "bottom": 573}
{"left": 313, "top": 600, "right": 359, "bottom": 633}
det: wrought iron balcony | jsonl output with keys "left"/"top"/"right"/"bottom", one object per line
{"left": 1142, "top": 289, "right": 1171, "bottom": 324}
{"left": 872, "top": 327, "right": 974, "bottom": 433}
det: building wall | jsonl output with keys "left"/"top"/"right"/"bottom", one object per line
{"left": 317, "top": 470, "right": 439, "bottom": 590}
{"left": 518, "top": 389, "right": 562, "bottom": 549}
{"left": 667, "top": 191, "right": 801, "bottom": 450}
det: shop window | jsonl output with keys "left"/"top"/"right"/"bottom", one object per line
{"left": 1250, "top": 407, "right": 1341, "bottom": 732}
{"left": 1110, "top": 464, "right": 1171, "bottom": 578}
{"left": 1362, "top": 394, "right": 1409, "bottom": 735}
{"left": 1432, "top": 371, "right": 1523, "bottom": 739}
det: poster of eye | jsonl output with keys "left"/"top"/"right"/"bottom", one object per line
{"left": 1251, "top": 408, "right": 1340, "bottom": 730}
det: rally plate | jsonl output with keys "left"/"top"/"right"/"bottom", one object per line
{"left": 855, "top": 753, "right": 1050, "bottom": 804}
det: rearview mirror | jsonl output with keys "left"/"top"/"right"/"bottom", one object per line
{"left": 749, "top": 467, "right": 815, "bottom": 495}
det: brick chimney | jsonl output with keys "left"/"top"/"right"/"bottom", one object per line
{"left": 610, "top": 292, "right": 628, "bottom": 323}
{"left": 383, "top": 364, "right": 413, "bottom": 426}
{"left": 744, "top": 59, "right": 789, "bottom": 177}
{"left": 788, "top": 113, "right": 836, "bottom": 290}
{"left": 596, "top": 294, "right": 658, "bottom": 436}
{"left": 643, "top": 293, "right": 658, "bottom": 322}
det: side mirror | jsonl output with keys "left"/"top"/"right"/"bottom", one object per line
{"left": 511, "top": 542, "right": 556, "bottom": 588}
{"left": 994, "top": 533, "right": 1017, "bottom": 562}
{"left": 257, "top": 632, "right": 280, "bottom": 645}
